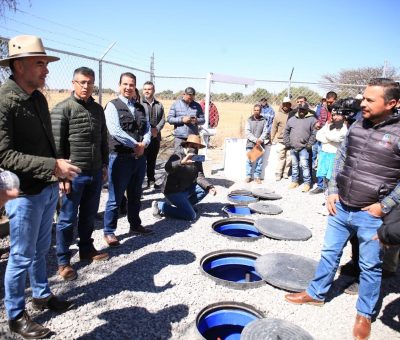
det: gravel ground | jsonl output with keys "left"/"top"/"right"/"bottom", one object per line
{"left": 0, "top": 146, "right": 399, "bottom": 339}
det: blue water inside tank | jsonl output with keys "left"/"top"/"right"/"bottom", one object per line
{"left": 197, "top": 307, "right": 260, "bottom": 340}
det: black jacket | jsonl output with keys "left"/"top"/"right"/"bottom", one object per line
{"left": 141, "top": 97, "right": 165, "bottom": 141}
{"left": 51, "top": 94, "right": 108, "bottom": 172}
{"left": 0, "top": 77, "right": 57, "bottom": 195}
{"left": 162, "top": 151, "right": 212, "bottom": 194}
{"left": 377, "top": 205, "right": 400, "bottom": 245}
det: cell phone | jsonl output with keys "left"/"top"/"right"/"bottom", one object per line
{"left": 191, "top": 155, "right": 205, "bottom": 162}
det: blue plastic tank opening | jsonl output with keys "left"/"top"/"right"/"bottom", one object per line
{"left": 197, "top": 307, "right": 260, "bottom": 340}
{"left": 229, "top": 195, "right": 256, "bottom": 202}
{"left": 202, "top": 255, "right": 262, "bottom": 283}
{"left": 214, "top": 222, "right": 261, "bottom": 238}
{"left": 225, "top": 205, "right": 252, "bottom": 215}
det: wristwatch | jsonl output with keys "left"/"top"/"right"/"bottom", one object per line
{"left": 380, "top": 202, "right": 391, "bottom": 215}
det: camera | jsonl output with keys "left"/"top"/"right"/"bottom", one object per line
{"left": 332, "top": 97, "right": 361, "bottom": 119}
{"left": 191, "top": 155, "right": 205, "bottom": 162}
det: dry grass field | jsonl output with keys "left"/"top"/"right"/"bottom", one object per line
{"left": 45, "top": 91, "right": 279, "bottom": 148}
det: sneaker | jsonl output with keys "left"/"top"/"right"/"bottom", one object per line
{"left": 309, "top": 187, "right": 324, "bottom": 194}
{"left": 152, "top": 201, "right": 162, "bottom": 219}
{"left": 32, "top": 294, "right": 74, "bottom": 312}
{"left": 254, "top": 178, "right": 262, "bottom": 184}
{"left": 79, "top": 249, "right": 109, "bottom": 262}
{"left": 275, "top": 174, "right": 282, "bottom": 181}
{"left": 288, "top": 182, "right": 299, "bottom": 189}
{"left": 302, "top": 184, "right": 311, "bottom": 192}
{"left": 245, "top": 177, "right": 252, "bottom": 183}
{"left": 130, "top": 225, "right": 154, "bottom": 235}
{"left": 58, "top": 264, "right": 78, "bottom": 281}
{"left": 344, "top": 280, "right": 359, "bottom": 295}
{"left": 283, "top": 174, "right": 289, "bottom": 179}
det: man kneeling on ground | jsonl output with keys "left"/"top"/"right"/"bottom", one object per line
{"left": 152, "top": 135, "right": 216, "bottom": 220}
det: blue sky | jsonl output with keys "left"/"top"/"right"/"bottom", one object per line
{"left": 1, "top": 0, "right": 399, "bottom": 92}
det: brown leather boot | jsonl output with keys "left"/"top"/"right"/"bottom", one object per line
{"left": 353, "top": 314, "right": 371, "bottom": 340}
{"left": 58, "top": 264, "right": 77, "bottom": 281}
{"left": 284, "top": 291, "right": 324, "bottom": 306}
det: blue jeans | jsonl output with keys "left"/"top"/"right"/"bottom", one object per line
{"left": 312, "top": 142, "right": 324, "bottom": 188}
{"left": 159, "top": 183, "right": 207, "bottom": 220}
{"left": 307, "top": 201, "right": 382, "bottom": 318}
{"left": 4, "top": 183, "right": 59, "bottom": 319}
{"left": 246, "top": 147, "right": 263, "bottom": 178}
{"left": 56, "top": 170, "right": 103, "bottom": 266}
{"left": 104, "top": 153, "right": 146, "bottom": 234}
{"left": 290, "top": 148, "right": 311, "bottom": 184}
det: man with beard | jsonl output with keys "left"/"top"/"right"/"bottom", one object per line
{"left": 285, "top": 78, "right": 400, "bottom": 340}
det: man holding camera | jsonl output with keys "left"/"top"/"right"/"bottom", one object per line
{"left": 285, "top": 78, "right": 400, "bottom": 340}
{"left": 151, "top": 135, "right": 216, "bottom": 221}
{"left": 167, "top": 87, "right": 205, "bottom": 152}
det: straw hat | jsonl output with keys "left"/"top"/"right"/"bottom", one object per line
{"left": 181, "top": 134, "right": 206, "bottom": 149}
{"left": 0, "top": 35, "right": 59, "bottom": 67}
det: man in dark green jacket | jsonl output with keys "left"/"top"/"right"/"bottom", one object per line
{"left": 0, "top": 35, "right": 80, "bottom": 339}
{"left": 51, "top": 67, "right": 109, "bottom": 282}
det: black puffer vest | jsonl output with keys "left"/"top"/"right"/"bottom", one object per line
{"left": 337, "top": 115, "right": 400, "bottom": 207}
{"left": 107, "top": 98, "right": 147, "bottom": 153}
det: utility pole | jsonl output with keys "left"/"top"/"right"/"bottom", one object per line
{"left": 382, "top": 60, "right": 388, "bottom": 77}
{"left": 150, "top": 52, "right": 155, "bottom": 83}
{"left": 99, "top": 42, "right": 116, "bottom": 105}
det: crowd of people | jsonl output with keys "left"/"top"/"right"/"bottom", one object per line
{"left": 0, "top": 34, "right": 399, "bottom": 340}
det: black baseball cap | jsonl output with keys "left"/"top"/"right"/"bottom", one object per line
{"left": 184, "top": 87, "right": 196, "bottom": 95}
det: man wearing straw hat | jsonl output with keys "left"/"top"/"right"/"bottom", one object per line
{"left": 0, "top": 35, "right": 81, "bottom": 339}
{"left": 152, "top": 134, "right": 216, "bottom": 220}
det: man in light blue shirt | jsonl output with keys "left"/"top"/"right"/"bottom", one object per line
{"left": 103, "top": 72, "right": 152, "bottom": 247}
{"left": 260, "top": 97, "right": 275, "bottom": 137}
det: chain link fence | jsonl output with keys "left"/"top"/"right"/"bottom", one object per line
{"left": 0, "top": 36, "right": 373, "bottom": 147}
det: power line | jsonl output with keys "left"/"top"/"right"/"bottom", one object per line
{"left": 11, "top": 9, "right": 148, "bottom": 61}
{"left": 4, "top": 15, "right": 109, "bottom": 53}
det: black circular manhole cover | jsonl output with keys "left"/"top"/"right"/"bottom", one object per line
{"left": 255, "top": 253, "right": 318, "bottom": 292}
{"left": 200, "top": 249, "right": 264, "bottom": 289}
{"left": 227, "top": 193, "right": 258, "bottom": 205}
{"left": 251, "top": 188, "right": 282, "bottom": 200}
{"left": 248, "top": 202, "right": 283, "bottom": 215}
{"left": 222, "top": 204, "right": 253, "bottom": 218}
{"left": 241, "top": 318, "right": 314, "bottom": 340}
{"left": 196, "top": 302, "right": 264, "bottom": 340}
{"left": 254, "top": 218, "right": 312, "bottom": 241}
{"left": 212, "top": 218, "right": 263, "bottom": 241}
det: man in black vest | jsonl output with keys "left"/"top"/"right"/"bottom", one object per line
{"left": 141, "top": 81, "right": 165, "bottom": 188}
{"left": 285, "top": 78, "right": 400, "bottom": 340}
{"left": 103, "top": 72, "right": 153, "bottom": 247}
